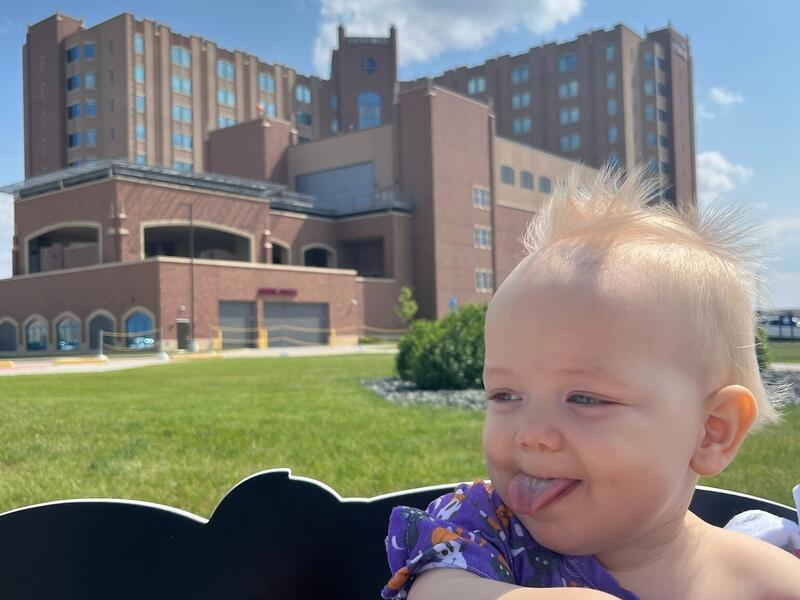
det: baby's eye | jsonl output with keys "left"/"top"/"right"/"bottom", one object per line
{"left": 487, "top": 391, "right": 522, "bottom": 403}
{"left": 567, "top": 393, "right": 609, "bottom": 406}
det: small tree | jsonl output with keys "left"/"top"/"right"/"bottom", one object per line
{"left": 395, "top": 286, "right": 418, "bottom": 326}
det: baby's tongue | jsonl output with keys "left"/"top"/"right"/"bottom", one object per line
{"left": 507, "top": 472, "right": 576, "bottom": 515}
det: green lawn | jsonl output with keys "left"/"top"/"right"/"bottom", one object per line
{"left": 770, "top": 340, "right": 800, "bottom": 363}
{"left": 0, "top": 354, "right": 797, "bottom": 517}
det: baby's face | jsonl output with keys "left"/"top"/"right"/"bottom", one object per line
{"left": 482, "top": 261, "right": 710, "bottom": 560}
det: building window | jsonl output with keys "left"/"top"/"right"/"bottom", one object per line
{"left": 539, "top": 177, "right": 552, "bottom": 194}
{"left": 646, "top": 158, "right": 658, "bottom": 174}
{"left": 259, "top": 73, "right": 275, "bottom": 92}
{"left": 360, "top": 57, "right": 377, "bottom": 74}
{"left": 67, "top": 75, "right": 80, "bottom": 92}
{"left": 511, "top": 92, "right": 531, "bottom": 109}
{"left": 135, "top": 65, "right": 145, "bottom": 83}
{"left": 26, "top": 319, "right": 48, "bottom": 351}
{"left": 608, "top": 126, "right": 618, "bottom": 144}
{"left": 86, "top": 129, "right": 96, "bottom": 147}
{"left": 330, "top": 117, "right": 339, "bottom": 133}
{"left": 57, "top": 318, "right": 80, "bottom": 351}
{"left": 512, "top": 117, "right": 531, "bottom": 134}
{"left": 605, "top": 45, "right": 615, "bottom": 62}
{"left": 173, "top": 161, "right": 193, "bottom": 172}
{"left": 217, "top": 60, "right": 235, "bottom": 81}
{"left": 660, "top": 161, "right": 670, "bottom": 174}
{"left": 474, "top": 226, "right": 492, "bottom": 249}
{"left": 643, "top": 80, "right": 654, "bottom": 96}
{"left": 560, "top": 133, "right": 580, "bottom": 152}
{"left": 559, "top": 106, "right": 579, "bottom": 125}
{"left": 657, "top": 57, "right": 667, "bottom": 71}
{"left": 85, "top": 100, "right": 96, "bottom": 117}
{"left": 657, "top": 83, "right": 668, "bottom": 97}
{"left": 136, "top": 153, "right": 146, "bottom": 164}
{"left": 218, "top": 115, "right": 236, "bottom": 129}
{"left": 126, "top": 312, "right": 155, "bottom": 348}
{"left": 295, "top": 84, "right": 311, "bottom": 103}
{"left": 134, "top": 33, "right": 144, "bottom": 55}
{"left": 472, "top": 185, "right": 490, "bottom": 209}
{"left": 66, "top": 46, "right": 80, "bottom": 63}
{"left": 135, "top": 95, "right": 145, "bottom": 113}
{"left": 659, "top": 135, "right": 669, "bottom": 148}
{"left": 645, "top": 104, "right": 655, "bottom": 121}
{"left": 358, "top": 92, "right": 381, "bottom": 129}
{"left": 608, "top": 152, "right": 620, "bottom": 169}
{"left": 172, "top": 133, "right": 192, "bottom": 149}
{"left": 467, "top": 76, "right": 486, "bottom": 95}
{"left": 658, "top": 109, "right": 668, "bottom": 123}
{"left": 265, "top": 102, "right": 276, "bottom": 117}
{"left": 606, "top": 71, "right": 616, "bottom": 90}
{"left": 296, "top": 111, "right": 312, "bottom": 126}
{"left": 646, "top": 132, "right": 656, "bottom": 148}
{"left": 83, "top": 43, "right": 95, "bottom": 60}
{"left": 511, "top": 65, "right": 529, "bottom": 84}
{"left": 607, "top": 98, "right": 617, "bottom": 116}
{"left": 171, "top": 46, "right": 191, "bottom": 68}
{"left": 136, "top": 124, "right": 146, "bottom": 141}
{"left": 475, "top": 270, "right": 494, "bottom": 293}
{"left": 172, "top": 76, "right": 192, "bottom": 95}
{"left": 330, "top": 95, "right": 338, "bottom": 110}
{"left": 520, "top": 171, "right": 534, "bottom": 190}
{"left": 67, "top": 103, "right": 80, "bottom": 120}
{"left": 67, "top": 132, "right": 81, "bottom": 148}
{"left": 217, "top": 89, "right": 236, "bottom": 107}
{"left": 501, "top": 166, "right": 515, "bottom": 185}
{"left": 172, "top": 104, "right": 192, "bottom": 123}
{"left": 558, "top": 80, "right": 579, "bottom": 99}
{"left": 643, "top": 52, "right": 654, "bottom": 69}
{"left": 558, "top": 53, "right": 577, "bottom": 73}
{"left": 84, "top": 72, "right": 96, "bottom": 90}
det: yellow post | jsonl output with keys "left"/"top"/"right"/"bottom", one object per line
{"left": 329, "top": 328, "right": 336, "bottom": 346}
{"left": 264, "top": 328, "right": 269, "bottom": 349}
{"left": 258, "top": 328, "right": 268, "bottom": 350}
{"left": 213, "top": 328, "right": 223, "bottom": 352}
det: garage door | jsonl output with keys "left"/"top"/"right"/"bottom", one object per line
{"left": 263, "top": 303, "right": 329, "bottom": 347}
{"left": 219, "top": 301, "right": 257, "bottom": 348}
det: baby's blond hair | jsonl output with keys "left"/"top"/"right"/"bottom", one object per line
{"left": 521, "top": 166, "right": 783, "bottom": 430}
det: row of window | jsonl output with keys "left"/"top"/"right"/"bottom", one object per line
{"left": 172, "top": 104, "right": 192, "bottom": 123}
{"left": 67, "top": 73, "right": 95, "bottom": 92}
{"left": 500, "top": 168, "right": 552, "bottom": 194}
{"left": 172, "top": 133, "right": 193, "bottom": 149}
{"left": 643, "top": 80, "right": 669, "bottom": 97}
{"left": 66, "top": 43, "right": 95, "bottom": 63}
{"left": 67, "top": 100, "right": 96, "bottom": 119}
{"left": 67, "top": 130, "right": 96, "bottom": 148}
{"left": 0, "top": 311, "right": 154, "bottom": 352}
{"left": 643, "top": 52, "right": 667, "bottom": 71}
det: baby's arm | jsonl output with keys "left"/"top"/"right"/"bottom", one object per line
{"left": 408, "top": 569, "right": 620, "bottom": 600}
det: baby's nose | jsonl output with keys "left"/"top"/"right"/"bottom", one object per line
{"left": 515, "top": 420, "right": 565, "bottom": 452}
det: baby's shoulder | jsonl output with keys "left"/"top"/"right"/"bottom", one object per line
{"left": 704, "top": 525, "right": 800, "bottom": 598}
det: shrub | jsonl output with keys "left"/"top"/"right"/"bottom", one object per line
{"left": 755, "top": 324, "right": 771, "bottom": 372}
{"left": 396, "top": 303, "right": 487, "bottom": 390}
{"left": 394, "top": 286, "right": 419, "bottom": 325}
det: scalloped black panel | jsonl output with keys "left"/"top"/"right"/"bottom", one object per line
{"left": 0, "top": 470, "right": 793, "bottom": 599}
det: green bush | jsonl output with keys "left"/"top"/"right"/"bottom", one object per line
{"left": 396, "top": 304, "right": 487, "bottom": 390}
{"left": 755, "top": 324, "right": 771, "bottom": 372}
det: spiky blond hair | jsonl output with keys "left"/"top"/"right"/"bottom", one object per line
{"left": 521, "top": 166, "right": 783, "bottom": 430}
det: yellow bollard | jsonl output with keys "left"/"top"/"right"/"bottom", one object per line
{"left": 329, "top": 328, "right": 336, "bottom": 346}
{"left": 264, "top": 328, "right": 269, "bottom": 349}
{"left": 257, "top": 328, "right": 268, "bottom": 350}
{"left": 213, "top": 328, "right": 223, "bottom": 352}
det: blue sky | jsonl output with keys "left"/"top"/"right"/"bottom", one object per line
{"left": 0, "top": 0, "right": 797, "bottom": 307}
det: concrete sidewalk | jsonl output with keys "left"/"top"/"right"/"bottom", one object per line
{"left": 0, "top": 344, "right": 398, "bottom": 377}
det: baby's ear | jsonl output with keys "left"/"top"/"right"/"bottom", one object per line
{"left": 689, "top": 385, "right": 756, "bottom": 477}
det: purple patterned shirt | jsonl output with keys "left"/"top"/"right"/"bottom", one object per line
{"left": 382, "top": 481, "right": 639, "bottom": 599}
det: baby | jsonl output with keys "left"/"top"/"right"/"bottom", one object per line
{"left": 382, "top": 169, "right": 800, "bottom": 600}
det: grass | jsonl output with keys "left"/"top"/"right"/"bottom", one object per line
{"left": 770, "top": 340, "right": 800, "bottom": 363}
{"left": 0, "top": 354, "right": 797, "bottom": 517}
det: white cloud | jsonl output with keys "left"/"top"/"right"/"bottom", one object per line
{"left": 312, "top": 0, "right": 583, "bottom": 75}
{"left": 709, "top": 86, "right": 744, "bottom": 107}
{"left": 696, "top": 150, "right": 753, "bottom": 204}
{"left": 696, "top": 103, "right": 715, "bottom": 120}
{"left": 0, "top": 193, "right": 12, "bottom": 279}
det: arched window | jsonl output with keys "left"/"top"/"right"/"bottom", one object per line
{"left": 171, "top": 46, "right": 191, "bottom": 68}
{"left": 26, "top": 318, "right": 48, "bottom": 351}
{"left": 57, "top": 317, "right": 80, "bottom": 351}
{"left": 0, "top": 321, "right": 17, "bottom": 352}
{"left": 304, "top": 247, "right": 331, "bottom": 268}
{"left": 126, "top": 311, "right": 155, "bottom": 349}
{"left": 271, "top": 242, "right": 289, "bottom": 265}
{"left": 89, "top": 313, "right": 115, "bottom": 350}
{"left": 357, "top": 92, "right": 381, "bottom": 130}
